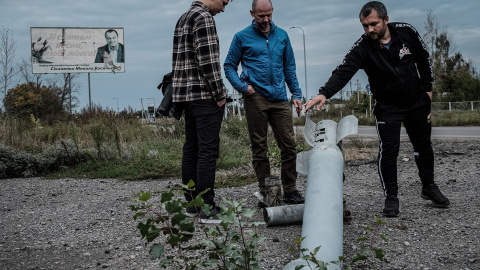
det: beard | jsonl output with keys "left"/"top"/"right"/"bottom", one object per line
{"left": 368, "top": 24, "right": 387, "bottom": 41}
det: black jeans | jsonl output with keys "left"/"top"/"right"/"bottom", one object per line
{"left": 374, "top": 92, "right": 434, "bottom": 197}
{"left": 182, "top": 99, "right": 224, "bottom": 206}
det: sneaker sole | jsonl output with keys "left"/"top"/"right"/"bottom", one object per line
{"left": 382, "top": 211, "right": 399, "bottom": 217}
{"left": 185, "top": 212, "right": 199, "bottom": 218}
{"left": 198, "top": 218, "right": 222, "bottom": 224}
{"left": 421, "top": 194, "right": 450, "bottom": 208}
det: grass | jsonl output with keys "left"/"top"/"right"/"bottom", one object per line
{"left": 215, "top": 173, "right": 258, "bottom": 189}
{"left": 0, "top": 106, "right": 478, "bottom": 184}
{"left": 432, "top": 110, "right": 480, "bottom": 126}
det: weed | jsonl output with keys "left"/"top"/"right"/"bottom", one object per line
{"left": 290, "top": 216, "right": 388, "bottom": 270}
{"left": 131, "top": 180, "right": 266, "bottom": 270}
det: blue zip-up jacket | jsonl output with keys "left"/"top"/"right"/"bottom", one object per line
{"left": 224, "top": 21, "right": 302, "bottom": 101}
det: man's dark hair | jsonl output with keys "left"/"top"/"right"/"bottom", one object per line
{"left": 359, "top": 1, "right": 388, "bottom": 20}
{"left": 105, "top": 29, "right": 118, "bottom": 38}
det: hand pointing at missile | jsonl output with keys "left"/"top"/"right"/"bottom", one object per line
{"left": 304, "top": 94, "right": 327, "bottom": 112}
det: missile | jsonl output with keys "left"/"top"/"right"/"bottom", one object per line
{"left": 282, "top": 114, "right": 358, "bottom": 270}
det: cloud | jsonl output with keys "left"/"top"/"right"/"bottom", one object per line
{"left": 2, "top": 0, "right": 479, "bottom": 110}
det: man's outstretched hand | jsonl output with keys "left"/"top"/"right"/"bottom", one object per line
{"left": 304, "top": 94, "right": 327, "bottom": 112}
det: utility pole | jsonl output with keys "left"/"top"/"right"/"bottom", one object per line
{"left": 140, "top": 98, "right": 145, "bottom": 123}
{"left": 355, "top": 79, "right": 361, "bottom": 104}
{"left": 88, "top": 73, "right": 92, "bottom": 112}
{"left": 368, "top": 91, "right": 372, "bottom": 117}
{"left": 349, "top": 81, "right": 352, "bottom": 99}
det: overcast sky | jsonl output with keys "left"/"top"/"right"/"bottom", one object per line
{"left": 2, "top": 0, "right": 479, "bottom": 111}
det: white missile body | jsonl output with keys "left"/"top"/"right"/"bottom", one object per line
{"left": 283, "top": 114, "right": 358, "bottom": 270}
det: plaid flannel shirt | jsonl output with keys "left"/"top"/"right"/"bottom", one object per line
{"left": 172, "top": 1, "right": 227, "bottom": 103}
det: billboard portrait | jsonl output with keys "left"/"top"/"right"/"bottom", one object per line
{"left": 31, "top": 27, "right": 125, "bottom": 74}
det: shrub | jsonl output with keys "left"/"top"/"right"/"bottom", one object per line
{"left": 0, "top": 140, "right": 86, "bottom": 178}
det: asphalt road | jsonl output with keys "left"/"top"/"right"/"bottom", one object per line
{"left": 294, "top": 125, "right": 480, "bottom": 138}
{"left": 357, "top": 126, "right": 480, "bottom": 138}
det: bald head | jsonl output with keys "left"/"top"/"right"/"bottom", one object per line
{"left": 250, "top": 0, "right": 273, "bottom": 32}
{"left": 251, "top": 0, "right": 273, "bottom": 13}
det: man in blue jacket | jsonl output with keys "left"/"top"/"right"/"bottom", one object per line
{"left": 224, "top": 0, "right": 304, "bottom": 205}
{"left": 305, "top": 1, "right": 450, "bottom": 217}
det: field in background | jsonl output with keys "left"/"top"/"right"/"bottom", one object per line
{"left": 0, "top": 106, "right": 478, "bottom": 181}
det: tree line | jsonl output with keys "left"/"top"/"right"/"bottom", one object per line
{"left": 423, "top": 11, "right": 480, "bottom": 102}
{"left": 0, "top": 26, "right": 81, "bottom": 122}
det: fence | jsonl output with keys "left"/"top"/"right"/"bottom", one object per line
{"left": 431, "top": 101, "right": 480, "bottom": 112}
{"left": 223, "top": 100, "right": 480, "bottom": 120}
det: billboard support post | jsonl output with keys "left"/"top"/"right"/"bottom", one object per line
{"left": 69, "top": 73, "right": 72, "bottom": 114}
{"left": 88, "top": 73, "right": 92, "bottom": 111}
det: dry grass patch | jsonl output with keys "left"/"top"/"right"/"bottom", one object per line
{"left": 342, "top": 136, "right": 378, "bottom": 161}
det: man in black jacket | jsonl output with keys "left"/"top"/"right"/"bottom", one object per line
{"left": 305, "top": 1, "right": 450, "bottom": 217}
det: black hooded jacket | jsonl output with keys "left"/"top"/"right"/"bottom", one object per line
{"left": 319, "top": 22, "right": 433, "bottom": 109}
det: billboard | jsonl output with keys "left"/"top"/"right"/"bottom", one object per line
{"left": 31, "top": 27, "right": 125, "bottom": 74}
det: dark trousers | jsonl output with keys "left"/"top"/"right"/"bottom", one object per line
{"left": 374, "top": 93, "right": 434, "bottom": 197}
{"left": 182, "top": 99, "right": 224, "bottom": 206}
{"left": 244, "top": 92, "right": 297, "bottom": 194}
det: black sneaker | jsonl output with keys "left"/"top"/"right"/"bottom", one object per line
{"left": 421, "top": 183, "right": 450, "bottom": 208}
{"left": 383, "top": 196, "right": 399, "bottom": 217}
{"left": 284, "top": 190, "right": 305, "bottom": 204}
{"left": 343, "top": 198, "right": 352, "bottom": 223}
{"left": 185, "top": 206, "right": 200, "bottom": 217}
{"left": 199, "top": 206, "right": 221, "bottom": 219}
{"left": 257, "top": 200, "right": 268, "bottom": 208}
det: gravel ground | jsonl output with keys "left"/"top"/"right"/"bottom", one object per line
{"left": 1, "top": 137, "right": 479, "bottom": 270}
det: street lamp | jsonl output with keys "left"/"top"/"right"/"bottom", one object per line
{"left": 113, "top": 97, "right": 119, "bottom": 113}
{"left": 289, "top": 26, "right": 308, "bottom": 101}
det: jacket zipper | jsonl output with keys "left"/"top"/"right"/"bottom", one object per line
{"left": 254, "top": 23, "right": 277, "bottom": 100}
{"left": 386, "top": 44, "right": 408, "bottom": 103}
{"left": 266, "top": 39, "right": 274, "bottom": 90}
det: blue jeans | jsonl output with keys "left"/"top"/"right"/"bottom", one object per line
{"left": 182, "top": 98, "right": 224, "bottom": 206}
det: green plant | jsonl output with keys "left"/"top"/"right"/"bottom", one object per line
{"left": 68, "top": 122, "right": 80, "bottom": 153}
{"left": 267, "top": 139, "right": 281, "bottom": 168}
{"left": 130, "top": 180, "right": 266, "bottom": 270}
{"left": 348, "top": 216, "right": 388, "bottom": 269}
{"left": 89, "top": 121, "right": 108, "bottom": 159}
{"left": 290, "top": 216, "right": 388, "bottom": 270}
{"left": 289, "top": 238, "right": 340, "bottom": 270}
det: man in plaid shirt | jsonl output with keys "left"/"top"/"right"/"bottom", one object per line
{"left": 172, "top": 0, "right": 231, "bottom": 219}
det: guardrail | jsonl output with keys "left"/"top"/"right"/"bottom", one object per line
{"left": 431, "top": 101, "right": 480, "bottom": 111}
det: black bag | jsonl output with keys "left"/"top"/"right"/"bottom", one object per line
{"left": 157, "top": 72, "right": 172, "bottom": 95}
{"left": 157, "top": 72, "right": 184, "bottom": 120}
